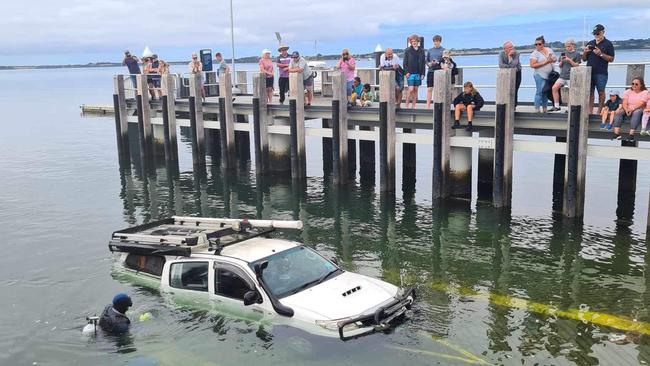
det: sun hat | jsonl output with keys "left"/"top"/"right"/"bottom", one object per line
{"left": 278, "top": 45, "right": 289, "bottom": 52}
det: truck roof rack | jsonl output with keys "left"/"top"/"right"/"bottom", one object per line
{"left": 109, "top": 217, "right": 302, "bottom": 257}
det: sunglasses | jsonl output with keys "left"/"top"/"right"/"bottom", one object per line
{"left": 342, "top": 53, "right": 349, "bottom": 56}
{"left": 535, "top": 43, "right": 543, "bottom": 46}
{"left": 632, "top": 82, "right": 640, "bottom": 86}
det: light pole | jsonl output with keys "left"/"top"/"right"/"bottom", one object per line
{"left": 229, "top": 0, "right": 236, "bottom": 81}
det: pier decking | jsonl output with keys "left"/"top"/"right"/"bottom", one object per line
{"left": 83, "top": 65, "right": 650, "bottom": 226}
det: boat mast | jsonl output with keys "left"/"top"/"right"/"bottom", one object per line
{"left": 229, "top": 0, "right": 236, "bottom": 82}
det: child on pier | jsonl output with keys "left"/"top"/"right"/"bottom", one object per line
{"left": 600, "top": 90, "right": 622, "bottom": 130}
{"left": 360, "top": 84, "right": 374, "bottom": 107}
{"left": 453, "top": 82, "right": 484, "bottom": 132}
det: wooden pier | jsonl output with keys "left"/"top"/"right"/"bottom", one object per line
{"left": 83, "top": 65, "right": 650, "bottom": 225}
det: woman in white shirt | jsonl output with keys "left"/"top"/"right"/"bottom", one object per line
{"left": 530, "top": 36, "right": 556, "bottom": 113}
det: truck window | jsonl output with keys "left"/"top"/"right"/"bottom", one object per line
{"left": 125, "top": 254, "right": 165, "bottom": 276}
{"left": 170, "top": 262, "right": 208, "bottom": 292}
{"left": 215, "top": 267, "right": 254, "bottom": 300}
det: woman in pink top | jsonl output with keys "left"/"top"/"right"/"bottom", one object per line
{"left": 335, "top": 49, "right": 356, "bottom": 96}
{"left": 259, "top": 49, "right": 274, "bottom": 103}
{"left": 612, "top": 77, "right": 648, "bottom": 141}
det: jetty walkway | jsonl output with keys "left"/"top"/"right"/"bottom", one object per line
{"left": 81, "top": 64, "right": 650, "bottom": 226}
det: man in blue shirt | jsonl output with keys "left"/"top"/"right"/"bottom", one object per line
{"left": 122, "top": 51, "right": 141, "bottom": 88}
{"left": 426, "top": 35, "right": 444, "bottom": 109}
{"left": 582, "top": 24, "right": 615, "bottom": 114}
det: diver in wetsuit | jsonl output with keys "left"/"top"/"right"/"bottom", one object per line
{"left": 99, "top": 293, "right": 132, "bottom": 334}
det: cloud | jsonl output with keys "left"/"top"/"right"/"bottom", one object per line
{"left": 0, "top": 0, "right": 646, "bottom": 62}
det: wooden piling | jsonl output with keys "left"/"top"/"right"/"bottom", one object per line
{"left": 113, "top": 75, "right": 130, "bottom": 164}
{"left": 252, "top": 74, "right": 269, "bottom": 174}
{"left": 332, "top": 72, "right": 349, "bottom": 184}
{"left": 432, "top": 69, "right": 452, "bottom": 199}
{"left": 563, "top": 67, "right": 591, "bottom": 218}
{"left": 161, "top": 74, "right": 178, "bottom": 165}
{"left": 450, "top": 129, "right": 472, "bottom": 199}
{"left": 189, "top": 73, "right": 206, "bottom": 168}
{"left": 289, "top": 73, "right": 306, "bottom": 179}
{"left": 379, "top": 71, "right": 396, "bottom": 193}
{"left": 322, "top": 118, "right": 333, "bottom": 173}
{"left": 618, "top": 139, "right": 638, "bottom": 196}
{"left": 493, "top": 68, "right": 516, "bottom": 207}
{"left": 135, "top": 74, "right": 154, "bottom": 159}
{"left": 219, "top": 73, "right": 236, "bottom": 169}
{"left": 235, "top": 71, "right": 251, "bottom": 160}
{"left": 477, "top": 129, "right": 493, "bottom": 201}
{"left": 552, "top": 136, "right": 567, "bottom": 212}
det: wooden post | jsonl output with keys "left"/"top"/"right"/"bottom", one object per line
{"left": 477, "top": 129, "right": 493, "bottom": 201}
{"left": 205, "top": 72, "right": 217, "bottom": 97}
{"left": 289, "top": 73, "right": 306, "bottom": 179}
{"left": 626, "top": 64, "right": 645, "bottom": 86}
{"left": 236, "top": 71, "right": 248, "bottom": 94}
{"left": 322, "top": 118, "right": 332, "bottom": 173}
{"left": 357, "top": 69, "right": 374, "bottom": 86}
{"left": 161, "top": 74, "right": 178, "bottom": 165}
{"left": 379, "top": 71, "right": 396, "bottom": 193}
{"left": 321, "top": 71, "right": 333, "bottom": 97}
{"left": 563, "top": 66, "right": 591, "bottom": 218}
{"left": 113, "top": 75, "right": 130, "bottom": 164}
{"left": 189, "top": 73, "right": 206, "bottom": 168}
{"left": 618, "top": 139, "right": 638, "bottom": 197}
{"left": 493, "top": 68, "right": 516, "bottom": 207}
{"left": 331, "top": 72, "right": 349, "bottom": 185}
{"left": 136, "top": 73, "right": 154, "bottom": 160}
{"left": 219, "top": 72, "right": 236, "bottom": 169}
{"left": 449, "top": 129, "right": 472, "bottom": 199}
{"left": 235, "top": 70, "right": 251, "bottom": 160}
{"left": 432, "top": 69, "right": 452, "bottom": 199}
{"left": 252, "top": 74, "right": 269, "bottom": 174}
{"left": 552, "top": 136, "right": 566, "bottom": 212}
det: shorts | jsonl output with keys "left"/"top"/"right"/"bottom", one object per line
{"left": 407, "top": 74, "right": 421, "bottom": 87}
{"left": 614, "top": 109, "right": 643, "bottom": 130}
{"left": 426, "top": 71, "right": 435, "bottom": 88}
{"left": 265, "top": 76, "right": 274, "bottom": 89}
{"left": 555, "top": 78, "right": 569, "bottom": 87}
{"left": 304, "top": 75, "right": 314, "bottom": 90}
{"left": 395, "top": 75, "right": 404, "bottom": 91}
{"left": 591, "top": 73, "right": 608, "bottom": 93}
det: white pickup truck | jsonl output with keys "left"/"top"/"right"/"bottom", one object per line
{"left": 109, "top": 216, "right": 415, "bottom": 340}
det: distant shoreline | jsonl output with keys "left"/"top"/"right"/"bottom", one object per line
{"left": 2, "top": 38, "right": 648, "bottom": 70}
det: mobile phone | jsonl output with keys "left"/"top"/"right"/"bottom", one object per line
{"left": 561, "top": 52, "right": 566, "bottom": 57}
{"left": 588, "top": 45, "right": 595, "bottom": 50}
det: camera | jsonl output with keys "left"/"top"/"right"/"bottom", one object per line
{"left": 587, "top": 45, "right": 595, "bottom": 50}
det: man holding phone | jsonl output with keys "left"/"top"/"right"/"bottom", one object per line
{"left": 550, "top": 39, "right": 581, "bottom": 112}
{"left": 582, "top": 24, "right": 615, "bottom": 114}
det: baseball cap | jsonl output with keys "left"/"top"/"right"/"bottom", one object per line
{"left": 291, "top": 51, "right": 300, "bottom": 58}
{"left": 608, "top": 90, "right": 619, "bottom": 96}
{"left": 592, "top": 24, "right": 605, "bottom": 35}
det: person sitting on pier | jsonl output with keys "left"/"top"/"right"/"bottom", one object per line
{"left": 360, "top": 84, "right": 374, "bottom": 107}
{"left": 188, "top": 53, "right": 205, "bottom": 101}
{"left": 498, "top": 42, "right": 521, "bottom": 108}
{"left": 612, "top": 77, "right": 648, "bottom": 142}
{"left": 549, "top": 39, "right": 581, "bottom": 112}
{"left": 122, "top": 51, "right": 140, "bottom": 89}
{"left": 350, "top": 76, "right": 363, "bottom": 106}
{"left": 642, "top": 94, "right": 650, "bottom": 136}
{"left": 530, "top": 36, "right": 556, "bottom": 113}
{"left": 426, "top": 35, "right": 444, "bottom": 109}
{"left": 259, "top": 49, "right": 274, "bottom": 104}
{"left": 453, "top": 81, "right": 484, "bottom": 132}
{"left": 403, "top": 34, "right": 426, "bottom": 109}
{"left": 379, "top": 48, "right": 403, "bottom": 108}
{"left": 288, "top": 51, "right": 314, "bottom": 106}
{"left": 600, "top": 90, "right": 622, "bottom": 130}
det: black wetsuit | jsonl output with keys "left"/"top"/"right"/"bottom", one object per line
{"left": 98, "top": 305, "right": 130, "bottom": 334}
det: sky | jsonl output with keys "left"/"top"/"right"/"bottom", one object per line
{"left": 0, "top": 0, "right": 648, "bottom": 65}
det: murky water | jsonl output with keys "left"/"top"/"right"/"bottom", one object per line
{"left": 0, "top": 52, "right": 649, "bottom": 365}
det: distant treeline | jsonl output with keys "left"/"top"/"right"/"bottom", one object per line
{"left": 1, "top": 38, "right": 648, "bottom": 70}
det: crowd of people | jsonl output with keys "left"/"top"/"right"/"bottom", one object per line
{"left": 122, "top": 23, "right": 648, "bottom": 140}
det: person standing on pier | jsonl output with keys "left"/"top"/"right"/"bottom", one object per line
{"left": 146, "top": 54, "right": 161, "bottom": 100}
{"left": 379, "top": 48, "right": 403, "bottom": 108}
{"left": 425, "top": 35, "right": 444, "bottom": 109}
{"left": 335, "top": 49, "right": 356, "bottom": 97}
{"left": 498, "top": 42, "right": 521, "bottom": 108}
{"left": 288, "top": 51, "right": 314, "bottom": 105}
{"left": 582, "top": 24, "right": 615, "bottom": 115}
{"left": 530, "top": 36, "right": 556, "bottom": 113}
{"left": 277, "top": 45, "right": 291, "bottom": 104}
{"left": 189, "top": 53, "right": 205, "bottom": 101}
{"left": 549, "top": 39, "right": 581, "bottom": 112}
{"left": 214, "top": 53, "right": 230, "bottom": 77}
{"left": 259, "top": 49, "right": 274, "bottom": 104}
{"left": 403, "top": 34, "right": 426, "bottom": 109}
{"left": 122, "top": 51, "right": 140, "bottom": 89}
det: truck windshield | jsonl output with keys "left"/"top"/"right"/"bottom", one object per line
{"left": 253, "top": 246, "right": 340, "bottom": 298}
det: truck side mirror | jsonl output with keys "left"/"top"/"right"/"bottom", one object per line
{"left": 243, "top": 290, "right": 260, "bottom": 306}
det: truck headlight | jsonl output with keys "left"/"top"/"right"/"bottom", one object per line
{"left": 315, "top": 319, "right": 360, "bottom": 332}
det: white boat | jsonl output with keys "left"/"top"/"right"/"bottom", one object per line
{"left": 108, "top": 216, "right": 415, "bottom": 340}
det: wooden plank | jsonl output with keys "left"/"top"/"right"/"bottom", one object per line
{"left": 331, "top": 71, "right": 349, "bottom": 184}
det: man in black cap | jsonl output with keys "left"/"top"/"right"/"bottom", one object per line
{"left": 122, "top": 51, "right": 141, "bottom": 89}
{"left": 582, "top": 24, "right": 615, "bottom": 114}
{"left": 98, "top": 293, "right": 132, "bottom": 334}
